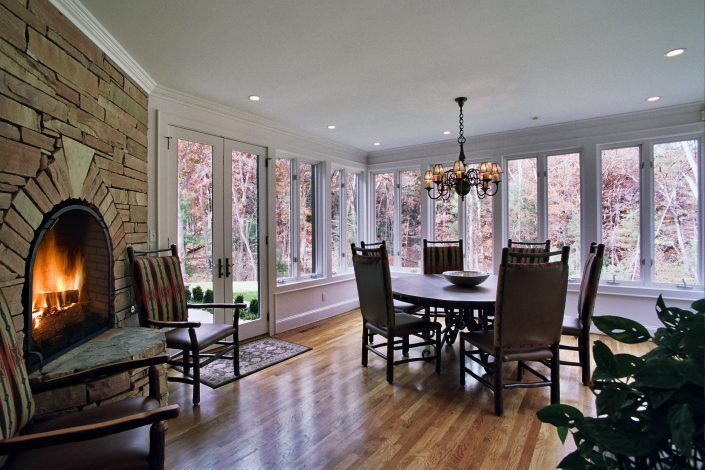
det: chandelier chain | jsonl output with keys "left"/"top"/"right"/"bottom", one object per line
{"left": 458, "top": 101, "right": 465, "bottom": 144}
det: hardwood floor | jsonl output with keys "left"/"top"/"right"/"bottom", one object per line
{"left": 165, "top": 310, "right": 650, "bottom": 469}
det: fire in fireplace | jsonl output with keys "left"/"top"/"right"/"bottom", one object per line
{"left": 24, "top": 202, "right": 113, "bottom": 371}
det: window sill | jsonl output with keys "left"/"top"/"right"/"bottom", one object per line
{"left": 275, "top": 273, "right": 356, "bottom": 294}
{"left": 567, "top": 281, "right": 703, "bottom": 302}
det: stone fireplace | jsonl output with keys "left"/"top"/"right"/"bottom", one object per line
{"left": 0, "top": 0, "right": 157, "bottom": 415}
{"left": 24, "top": 201, "right": 113, "bottom": 372}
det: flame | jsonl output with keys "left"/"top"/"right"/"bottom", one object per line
{"left": 32, "top": 230, "right": 84, "bottom": 328}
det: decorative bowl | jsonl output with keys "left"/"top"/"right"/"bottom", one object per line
{"left": 442, "top": 270, "right": 490, "bottom": 287}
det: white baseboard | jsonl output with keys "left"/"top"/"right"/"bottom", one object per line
{"left": 275, "top": 298, "right": 359, "bottom": 333}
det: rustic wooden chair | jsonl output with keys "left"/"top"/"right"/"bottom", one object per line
{"left": 559, "top": 242, "right": 605, "bottom": 385}
{"left": 361, "top": 240, "right": 422, "bottom": 314}
{"left": 352, "top": 243, "right": 442, "bottom": 384}
{"left": 128, "top": 245, "right": 246, "bottom": 405}
{"left": 423, "top": 239, "right": 464, "bottom": 274}
{"left": 0, "top": 306, "right": 179, "bottom": 469}
{"left": 459, "top": 246, "right": 570, "bottom": 416}
{"left": 506, "top": 239, "right": 551, "bottom": 263}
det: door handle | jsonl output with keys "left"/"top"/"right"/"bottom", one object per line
{"left": 218, "top": 258, "right": 224, "bottom": 278}
{"left": 225, "top": 258, "right": 231, "bottom": 278}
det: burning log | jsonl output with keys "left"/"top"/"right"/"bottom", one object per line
{"left": 35, "top": 289, "right": 79, "bottom": 316}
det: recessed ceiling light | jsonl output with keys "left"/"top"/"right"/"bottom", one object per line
{"left": 665, "top": 48, "right": 685, "bottom": 57}
{"left": 248, "top": 95, "right": 260, "bottom": 101}
{"left": 443, "top": 130, "right": 451, "bottom": 135}
{"left": 647, "top": 96, "right": 661, "bottom": 102}
{"left": 327, "top": 125, "right": 336, "bottom": 130}
{"left": 373, "top": 142, "right": 381, "bottom": 146}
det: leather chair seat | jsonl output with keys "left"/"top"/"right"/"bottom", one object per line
{"left": 366, "top": 313, "right": 436, "bottom": 337}
{"left": 561, "top": 316, "right": 582, "bottom": 335}
{"left": 7, "top": 397, "right": 158, "bottom": 470}
{"left": 393, "top": 299, "right": 423, "bottom": 314}
{"left": 166, "top": 323, "right": 236, "bottom": 350}
{"left": 462, "top": 330, "right": 553, "bottom": 362}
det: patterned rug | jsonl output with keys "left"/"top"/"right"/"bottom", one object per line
{"left": 177, "top": 337, "right": 311, "bottom": 388}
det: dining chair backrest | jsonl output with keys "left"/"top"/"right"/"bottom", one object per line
{"left": 351, "top": 243, "right": 395, "bottom": 329}
{"left": 507, "top": 239, "right": 551, "bottom": 263}
{"left": 577, "top": 243, "right": 605, "bottom": 328}
{"left": 0, "top": 304, "right": 35, "bottom": 440}
{"left": 494, "top": 246, "right": 570, "bottom": 349}
{"left": 128, "top": 245, "right": 189, "bottom": 325}
{"left": 360, "top": 240, "right": 386, "bottom": 250}
{"left": 423, "top": 239, "right": 464, "bottom": 274}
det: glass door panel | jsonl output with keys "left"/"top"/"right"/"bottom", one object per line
{"left": 225, "top": 141, "right": 268, "bottom": 338}
{"left": 175, "top": 132, "right": 223, "bottom": 324}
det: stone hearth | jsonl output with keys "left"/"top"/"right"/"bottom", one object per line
{"left": 30, "top": 327, "right": 168, "bottom": 418}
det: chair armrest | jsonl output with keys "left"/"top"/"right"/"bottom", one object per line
{"left": 147, "top": 318, "right": 201, "bottom": 328}
{"left": 188, "top": 303, "right": 247, "bottom": 309}
{"left": 0, "top": 404, "right": 180, "bottom": 455}
{"left": 31, "top": 355, "right": 170, "bottom": 393}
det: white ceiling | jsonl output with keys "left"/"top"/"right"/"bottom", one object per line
{"left": 79, "top": 0, "right": 704, "bottom": 152}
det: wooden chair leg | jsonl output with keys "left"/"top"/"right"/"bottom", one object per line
{"left": 516, "top": 361, "right": 524, "bottom": 380}
{"left": 386, "top": 335, "right": 394, "bottom": 384}
{"left": 550, "top": 343, "right": 560, "bottom": 404}
{"left": 182, "top": 349, "right": 190, "bottom": 376}
{"left": 494, "top": 351, "right": 504, "bottom": 416}
{"left": 459, "top": 334, "right": 466, "bottom": 385}
{"left": 191, "top": 345, "right": 201, "bottom": 405}
{"left": 402, "top": 335, "right": 409, "bottom": 357}
{"left": 149, "top": 420, "right": 167, "bottom": 470}
{"left": 435, "top": 325, "right": 441, "bottom": 374}
{"left": 361, "top": 326, "right": 369, "bottom": 367}
{"left": 233, "top": 330, "right": 240, "bottom": 376}
{"left": 579, "top": 333, "right": 590, "bottom": 385}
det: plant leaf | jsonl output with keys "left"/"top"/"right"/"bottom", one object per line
{"left": 593, "top": 315, "right": 651, "bottom": 344}
{"left": 613, "top": 353, "right": 643, "bottom": 377}
{"left": 677, "top": 358, "right": 704, "bottom": 386}
{"left": 593, "top": 429, "right": 657, "bottom": 456}
{"left": 691, "top": 298, "right": 704, "bottom": 313}
{"left": 537, "top": 404, "right": 584, "bottom": 428}
{"left": 596, "top": 385, "right": 635, "bottom": 416}
{"left": 655, "top": 295, "right": 680, "bottom": 329}
{"left": 557, "top": 425, "right": 569, "bottom": 444}
{"left": 592, "top": 340, "right": 617, "bottom": 380}
{"left": 634, "top": 358, "right": 685, "bottom": 389}
{"left": 557, "top": 451, "right": 589, "bottom": 469}
{"left": 668, "top": 404, "right": 695, "bottom": 455}
{"left": 646, "top": 389, "right": 674, "bottom": 408}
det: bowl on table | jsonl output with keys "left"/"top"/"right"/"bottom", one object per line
{"left": 442, "top": 270, "right": 490, "bottom": 287}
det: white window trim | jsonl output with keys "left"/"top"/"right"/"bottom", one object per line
{"left": 331, "top": 166, "right": 362, "bottom": 276}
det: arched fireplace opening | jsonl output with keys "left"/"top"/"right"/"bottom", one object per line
{"left": 23, "top": 200, "right": 113, "bottom": 372}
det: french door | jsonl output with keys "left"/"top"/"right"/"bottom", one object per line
{"left": 168, "top": 127, "right": 268, "bottom": 339}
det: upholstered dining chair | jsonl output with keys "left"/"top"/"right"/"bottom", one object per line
{"left": 0, "top": 306, "right": 179, "bottom": 469}
{"left": 352, "top": 243, "right": 442, "bottom": 384}
{"left": 559, "top": 242, "right": 605, "bottom": 385}
{"left": 361, "top": 240, "right": 422, "bottom": 314}
{"left": 128, "top": 245, "right": 246, "bottom": 405}
{"left": 459, "top": 246, "right": 570, "bottom": 416}
{"left": 506, "top": 239, "right": 551, "bottom": 263}
{"left": 423, "top": 239, "right": 464, "bottom": 274}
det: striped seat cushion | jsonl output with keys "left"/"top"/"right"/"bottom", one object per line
{"left": 132, "top": 256, "right": 189, "bottom": 323}
{"left": 423, "top": 246, "right": 463, "bottom": 274}
{"left": 0, "top": 307, "right": 35, "bottom": 439}
{"left": 508, "top": 247, "right": 550, "bottom": 264}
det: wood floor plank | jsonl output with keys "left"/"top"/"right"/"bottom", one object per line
{"left": 164, "top": 310, "right": 651, "bottom": 469}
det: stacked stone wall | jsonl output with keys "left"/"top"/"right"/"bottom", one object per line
{"left": 0, "top": 0, "right": 149, "bottom": 333}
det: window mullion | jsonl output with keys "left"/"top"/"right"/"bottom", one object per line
{"left": 537, "top": 155, "right": 549, "bottom": 242}
{"left": 292, "top": 159, "right": 300, "bottom": 279}
{"left": 641, "top": 144, "right": 653, "bottom": 285}
{"left": 394, "top": 171, "right": 401, "bottom": 265}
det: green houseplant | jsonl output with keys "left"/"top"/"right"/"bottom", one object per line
{"left": 538, "top": 296, "right": 704, "bottom": 469}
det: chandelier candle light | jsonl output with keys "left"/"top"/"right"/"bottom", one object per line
{"left": 424, "top": 97, "right": 502, "bottom": 200}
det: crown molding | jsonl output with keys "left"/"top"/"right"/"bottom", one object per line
{"left": 152, "top": 85, "right": 368, "bottom": 163}
{"left": 49, "top": 0, "right": 157, "bottom": 94}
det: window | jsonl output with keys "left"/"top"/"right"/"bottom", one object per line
{"left": 506, "top": 152, "right": 581, "bottom": 277}
{"left": 465, "top": 163, "right": 494, "bottom": 272}
{"left": 601, "top": 146, "right": 640, "bottom": 282}
{"left": 601, "top": 139, "right": 701, "bottom": 286}
{"left": 434, "top": 166, "right": 460, "bottom": 241}
{"left": 331, "top": 168, "right": 361, "bottom": 274}
{"left": 373, "top": 170, "right": 422, "bottom": 269}
{"left": 275, "top": 157, "right": 320, "bottom": 281}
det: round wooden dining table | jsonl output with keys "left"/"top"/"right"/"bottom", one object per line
{"left": 392, "top": 274, "right": 497, "bottom": 345}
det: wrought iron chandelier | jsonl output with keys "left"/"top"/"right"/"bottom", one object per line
{"left": 423, "top": 97, "right": 502, "bottom": 201}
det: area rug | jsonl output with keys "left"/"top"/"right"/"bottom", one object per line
{"left": 177, "top": 337, "right": 311, "bottom": 388}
